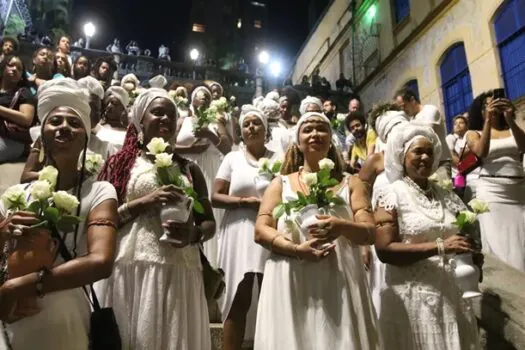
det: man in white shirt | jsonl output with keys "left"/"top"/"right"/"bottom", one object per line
{"left": 395, "top": 88, "right": 452, "bottom": 180}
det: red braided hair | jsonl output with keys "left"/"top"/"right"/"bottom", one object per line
{"left": 98, "top": 124, "right": 140, "bottom": 202}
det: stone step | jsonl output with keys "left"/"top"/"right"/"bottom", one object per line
{"left": 210, "top": 323, "right": 253, "bottom": 350}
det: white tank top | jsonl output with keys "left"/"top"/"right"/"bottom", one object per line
{"left": 480, "top": 132, "right": 524, "bottom": 178}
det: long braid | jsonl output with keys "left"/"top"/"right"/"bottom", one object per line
{"left": 98, "top": 124, "right": 140, "bottom": 202}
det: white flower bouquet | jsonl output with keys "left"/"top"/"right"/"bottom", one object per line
{"left": 84, "top": 153, "right": 104, "bottom": 176}
{"left": 330, "top": 114, "right": 346, "bottom": 131}
{"left": 174, "top": 96, "right": 189, "bottom": 108}
{"left": 192, "top": 105, "right": 218, "bottom": 133}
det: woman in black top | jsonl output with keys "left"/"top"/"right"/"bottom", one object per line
{"left": 0, "top": 55, "right": 36, "bottom": 163}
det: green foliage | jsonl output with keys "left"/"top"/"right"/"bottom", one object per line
{"left": 4, "top": 15, "right": 26, "bottom": 36}
{"left": 156, "top": 163, "right": 205, "bottom": 214}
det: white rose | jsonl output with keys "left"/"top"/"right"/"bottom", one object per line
{"left": 301, "top": 173, "right": 318, "bottom": 186}
{"left": 154, "top": 153, "right": 173, "bottom": 168}
{"left": 85, "top": 153, "right": 104, "bottom": 174}
{"left": 146, "top": 137, "right": 169, "bottom": 155}
{"left": 258, "top": 157, "right": 270, "bottom": 169}
{"left": 181, "top": 175, "right": 191, "bottom": 188}
{"left": 336, "top": 114, "right": 346, "bottom": 122}
{"left": 38, "top": 166, "right": 58, "bottom": 188}
{"left": 318, "top": 158, "right": 335, "bottom": 171}
{"left": 230, "top": 96, "right": 236, "bottom": 102}
{"left": 30, "top": 180, "right": 53, "bottom": 201}
{"left": 53, "top": 191, "right": 80, "bottom": 214}
{"left": 461, "top": 210, "right": 477, "bottom": 224}
{"left": 428, "top": 173, "right": 439, "bottom": 183}
{"left": 1, "top": 185, "right": 27, "bottom": 210}
{"left": 468, "top": 198, "right": 489, "bottom": 214}
{"left": 208, "top": 105, "right": 218, "bottom": 115}
{"left": 440, "top": 179, "right": 453, "bottom": 191}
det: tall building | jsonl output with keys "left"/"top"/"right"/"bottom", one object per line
{"left": 291, "top": 0, "right": 524, "bottom": 130}
{"left": 188, "top": 0, "right": 268, "bottom": 70}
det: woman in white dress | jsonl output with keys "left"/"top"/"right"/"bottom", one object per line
{"left": 0, "top": 78, "right": 118, "bottom": 349}
{"left": 254, "top": 112, "right": 381, "bottom": 350}
{"left": 95, "top": 86, "right": 130, "bottom": 150}
{"left": 175, "top": 85, "right": 232, "bottom": 266}
{"left": 465, "top": 91, "right": 525, "bottom": 272}
{"left": 97, "top": 88, "right": 215, "bottom": 349}
{"left": 358, "top": 102, "right": 408, "bottom": 317}
{"left": 212, "top": 105, "right": 275, "bottom": 349}
{"left": 374, "top": 124, "right": 480, "bottom": 349}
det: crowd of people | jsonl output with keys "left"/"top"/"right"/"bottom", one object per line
{"left": 0, "top": 32, "right": 523, "bottom": 350}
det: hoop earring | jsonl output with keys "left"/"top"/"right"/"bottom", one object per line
{"left": 138, "top": 131, "right": 144, "bottom": 145}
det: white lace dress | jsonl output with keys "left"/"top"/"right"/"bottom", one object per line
{"left": 176, "top": 115, "right": 225, "bottom": 266}
{"left": 95, "top": 156, "right": 211, "bottom": 350}
{"left": 376, "top": 180, "right": 480, "bottom": 350}
{"left": 254, "top": 176, "right": 382, "bottom": 350}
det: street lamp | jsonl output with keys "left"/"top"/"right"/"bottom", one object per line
{"left": 83, "top": 22, "right": 95, "bottom": 49}
{"left": 258, "top": 50, "right": 270, "bottom": 65}
{"left": 190, "top": 48, "right": 200, "bottom": 61}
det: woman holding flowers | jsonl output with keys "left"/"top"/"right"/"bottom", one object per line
{"left": 212, "top": 105, "right": 279, "bottom": 350}
{"left": 175, "top": 85, "right": 232, "bottom": 266}
{"left": 0, "top": 78, "right": 118, "bottom": 349}
{"left": 97, "top": 88, "right": 215, "bottom": 349}
{"left": 254, "top": 112, "right": 381, "bottom": 350}
{"left": 373, "top": 124, "right": 480, "bottom": 349}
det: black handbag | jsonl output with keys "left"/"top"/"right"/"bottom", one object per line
{"left": 55, "top": 231, "right": 122, "bottom": 350}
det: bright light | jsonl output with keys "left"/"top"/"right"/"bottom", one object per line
{"left": 367, "top": 4, "right": 377, "bottom": 20}
{"left": 270, "top": 61, "right": 282, "bottom": 77}
{"left": 258, "top": 50, "right": 270, "bottom": 65}
{"left": 83, "top": 22, "right": 95, "bottom": 38}
{"left": 190, "top": 48, "right": 200, "bottom": 61}
{"left": 237, "top": 19, "right": 242, "bottom": 29}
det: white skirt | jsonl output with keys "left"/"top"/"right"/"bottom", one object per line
{"left": 96, "top": 261, "right": 211, "bottom": 350}
{"left": 218, "top": 208, "right": 270, "bottom": 339}
{"left": 254, "top": 239, "right": 381, "bottom": 350}
{"left": 367, "top": 246, "right": 386, "bottom": 318}
{"left": 2, "top": 288, "right": 90, "bottom": 350}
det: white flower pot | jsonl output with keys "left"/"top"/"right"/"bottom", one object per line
{"left": 159, "top": 197, "right": 193, "bottom": 243}
{"left": 453, "top": 253, "right": 482, "bottom": 299}
{"left": 254, "top": 172, "right": 273, "bottom": 197}
{"left": 294, "top": 205, "right": 332, "bottom": 249}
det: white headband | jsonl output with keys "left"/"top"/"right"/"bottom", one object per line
{"left": 299, "top": 96, "right": 323, "bottom": 115}
{"left": 376, "top": 110, "right": 409, "bottom": 143}
{"left": 131, "top": 88, "right": 177, "bottom": 133}
{"left": 239, "top": 104, "right": 267, "bottom": 131}
{"left": 294, "top": 112, "right": 331, "bottom": 144}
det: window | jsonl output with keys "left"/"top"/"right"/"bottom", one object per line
{"left": 254, "top": 20, "right": 262, "bottom": 29}
{"left": 494, "top": 0, "right": 525, "bottom": 100}
{"left": 440, "top": 43, "right": 473, "bottom": 132}
{"left": 192, "top": 23, "right": 206, "bottom": 33}
{"left": 404, "top": 79, "right": 419, "bottom": 101}
{"left": 393, "top": 0, "right": 410, "bottom": 24}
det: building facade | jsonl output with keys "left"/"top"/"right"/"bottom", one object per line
{"left": 291, "top": 0, "right": 525, "bottom": 131}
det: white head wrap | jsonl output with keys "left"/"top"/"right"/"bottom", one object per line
{"left": 121, "top": 73, "right": 140, "bottom": 87}
{"left": 131, "top": 88, "right": 177, "bottom": 133}
{"left": 252, "top": 96, "right": 264, "bottom": 108}
{"left": 149, "top": 75, "right": 167, "bottom": 89}
{"left": 375, "top": 110, "right": 409, "bottom": 143}
{"left": 36, "top": 78, "right": 91, "bottom": 141}
{"left": 174, "top": 86, "right": 188, "bottom": 97}
{"left": 105, "top": 86, "right": 130, "bottom": 108}
{"left": 191, "top": 86, "right": 212, "bottom": 103}
{"left": 77, "top": 76, "right": 104, "bottom": 100}
{"left": 279, "top": 96, "right": 288, "bottom": 104}
{"left": 209, "top": 82, "right": 223, "bottom": 95}
{"left": 299, "top": 96, "right": 323, "bottom": 115}
{"left": 239, "top": 104, "right": 267, "bottom": 131}
{"left": 384, "top": 124, "right": 442, "bottom": 183}
{"left": 258, "top": 98, "right": 280, "bottom": 120}
{"left": 265, "top": 91, "right": 280, "bottom": 103}
{"left": 294, "top": 112, "right": 331, "bottom": 144}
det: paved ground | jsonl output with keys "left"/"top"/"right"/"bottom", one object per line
{"left": 0, "top": 162, "right": 24, "bottom": 195}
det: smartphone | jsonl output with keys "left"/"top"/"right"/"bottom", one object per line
{"left": 493, "top": 88, "right": 506, "bottom": 99}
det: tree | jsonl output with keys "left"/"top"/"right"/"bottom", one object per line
{"left": 4, "top": 15, "right": 26, "bottom": 36}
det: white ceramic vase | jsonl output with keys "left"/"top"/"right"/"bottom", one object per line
{"left": 453, "top": 253, "right": 482, "bottom": 299}
{"left": 254, "top": 172, "right": 273, "bottom": 197}
{"left": 159, "top": 197, "right": 193, "bottom": 243}
{"left": 294, "top": 205, "right": 333, "bottom": 249}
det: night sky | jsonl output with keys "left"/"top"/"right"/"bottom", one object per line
{"left": 72, "top": 0, "right": 312, "bottom": 66}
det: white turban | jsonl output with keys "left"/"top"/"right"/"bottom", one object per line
{"left": 299, "top": 96, "right": 323, "bottom": 115}
{"left": 375, "top": 110, "right": 409, "bottom": 143}
{"left": 131, "top": 88, "right": 177, "bottom": 133}
{"left": 174, "top": 86, "right": 188, "bottom": 97}
{"left": 279, "top": 96, "right": 288, "bottom": 104}
{"left": 77, "top": 76, "right": 104, "bottom": 100}
{"left": 149, "top": 75, "right": 167, "bottom": 89}
{"left": 36, "top": 78, "right": 91, "bottom": 141}
{"left": 209, "top": 82, "right": 223, "bottom": 95}
{"left": 239, "top": 104, "right": 267, "bottom": 131}
{"left": 258, "top": 98, "right": 280, "bottom": 120}
{"left": 384, "top": 124, "right": 442, "bottom": 183}
{"left": 191, "top": 86, "right": 212, "bottom": 103}
{"left": 105, "top": 86, "right": 130, "bottom": 108}
{"left": 252, "top": 96, "right": 264, "bottom": 108}
{"left": 294, "top": 112, "right": 331, "bottom": 144}
{"left": 265, "top": 91, "right": 280, "bottom": 103}
{"left": 121, "top": 73, "right": 140, "bottom": 87}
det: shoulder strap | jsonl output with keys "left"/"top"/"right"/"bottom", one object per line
{"left": 8, "top": 89, "right": 22, "bottom": 110}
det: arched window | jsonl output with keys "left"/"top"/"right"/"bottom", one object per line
{"left": 393, "top": 0, "right": 410, "bottom": 24}
{"left": 404, "top": 79, "right": 419, "bottom": 101}
{"left": 494, "top": 0, "right": 525, "bottom": 100}
{"left": 440, "top": 43, "right": 473, "bottom": 132}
